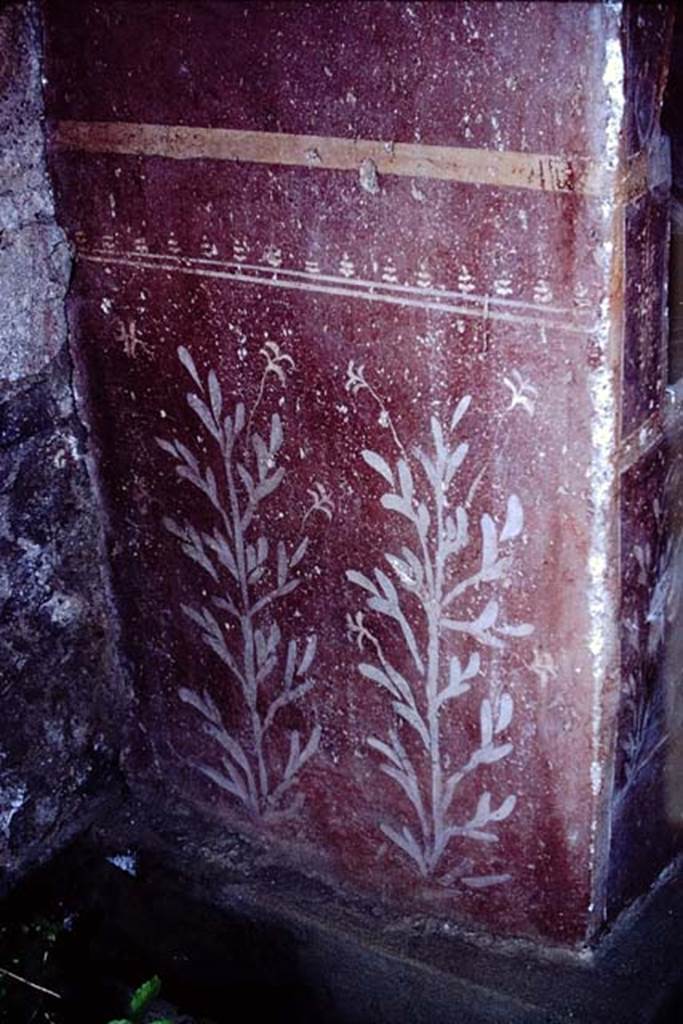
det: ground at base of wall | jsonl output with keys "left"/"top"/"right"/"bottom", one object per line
{"left": 0, "top": 798, "right": 681, "bottom": 1024}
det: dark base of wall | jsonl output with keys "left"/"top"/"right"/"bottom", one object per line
{"left": 63, "top": 794, "right": 680, "bottom": 1024}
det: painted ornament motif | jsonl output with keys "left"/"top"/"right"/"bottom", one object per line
{"left": 345, "top": 361, "right": 533, "bottom": 887}
{"left": 158, "top": 342, "right": 331, "bottom": 819}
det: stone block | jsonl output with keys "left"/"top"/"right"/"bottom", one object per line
{"left": 0, "top": 0, "right": 122, "bottom": 889}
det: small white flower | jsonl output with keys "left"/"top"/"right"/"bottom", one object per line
{"left": 503, "top": 369, "right": 538, "bottom": 417}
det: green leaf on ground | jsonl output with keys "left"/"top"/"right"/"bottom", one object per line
{"left": 129, "top": 974, "right": 162, "bottom": 1015}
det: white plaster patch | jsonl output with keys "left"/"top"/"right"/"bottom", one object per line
{"left": 44, "top": 591, "right": 84, "bottom": 627}
{"left": 0, "top": 780, "right": 27, "bottom": 837}
{"left": 106, "top": 851, "right": 138, "bottom": 876}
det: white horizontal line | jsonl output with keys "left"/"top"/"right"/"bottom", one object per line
{"left": 80, "top": 249, "right": 595, "bottom": 333}
{"left": 105, "top": 248, "right": 580, "bottom": 318}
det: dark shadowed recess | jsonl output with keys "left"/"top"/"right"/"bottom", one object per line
{"left": 3, "top": 801, "right": 682, "bottom": 1024}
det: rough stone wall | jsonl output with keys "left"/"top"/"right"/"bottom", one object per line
{"left": 665, "top": 11, "right": 683, "bottom": 382}
{"left": 0, "top": 0, "right": 121, "bottom": 890}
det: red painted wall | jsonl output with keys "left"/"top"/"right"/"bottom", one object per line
{"left": 43, "top": 0, "right": 679, "bottom": 946}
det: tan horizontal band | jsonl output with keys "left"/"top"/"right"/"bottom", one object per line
{"left": 54, "top": 120, "right": 620, "bottom": 197}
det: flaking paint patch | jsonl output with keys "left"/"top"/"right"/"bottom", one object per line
{"left": 587, "top": 13, "right": 624, "bottom": 912}
{"left": 588, "top": 303, "right": 617, "bottom": 796}
{"left": 603, "top": 30, "right": 625, "bottom": 170}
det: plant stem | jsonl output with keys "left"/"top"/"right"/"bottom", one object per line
{"left": 0, "top": 966, "right": 61, "bottom": 1000}
{"left": 223, "top": 437, "right": 269, "bottom": 811}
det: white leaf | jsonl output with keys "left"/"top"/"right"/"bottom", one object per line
{"left": 462, "top": 874, "right": 512, "bottom": 889}
{"left": 393, "top": 702, "right": 430, "bottom": 750}
{"left": 496, "top": 622, "right": 534, "bottom": 637}
{"left": 438, "top": 659, "right": 471, "bottom": 707}
{"left": 254, "top": 628, "right": 266, "bottom": 666}
{"left": 176, "top": 464, "right": 199, "bottom": 488}
{"left": 253, "top": 433, "right": 270, "bottom": 481}
{"left": 270, "top": 412, "right": 283, "bottom": 454}
{"left": 290, "top": 536, "right": 309, "bottom": 568}
{"left": 400, "top": 546, "right": 424, "bottom": 585}
{"left": 175, "top": 440, "right": 199, "bottom": 473}
{"left": 500, "top": 494, "right": 524, "bottom": 543}
{"left": 179, "top": 687, "right": 212, "bottom": 719}
{"left": 367, "top": 735, "right": 402, "bottom": 769}
{"left": 268, "top": 621, "right": 281, "bottom": 655}
{"left": 277, "top": 540, "right": 288, "bottom": 587}
{"left": 234, "top": 402, "right": 245, "bottom": 435}
{"left": 471, "top": 791, "right": 492, "bottom": 826}
{"left": 478, "top": 742, "right": 513, "bottom": 765}
{"left": 380, "top": 823, "right": 426, "bottom": 872}
{"left": 477, "top": 600, "right": 499, "bottom": 632}
{"left": 417, "top": 449, "right": 439, "bottom": 489}
{"left": 297, "top": 635, "right": 317, "bottom": 676}
{"left": 490, "top": 794, "right": 516, "bottom": 822}
{"left": 374, "top": 568, "right": 398, "bottom": 603}
{"left": 208, "top": 369, "right": 222, "bottom": 421}
{"left": 183, "top": 540, "right": 217, "bottom": 581}
{"left": 381, "top": 493, "right": 414, "bottom": 520}
{"left": 481, "top": 514, "right": 497, "bottom": 569}
{"left": 200, "top": 606, "right": 222, "bottom": 640}
{"left": 255, "top": 466, "right": 285, "bottom": 500}
{"left": 212, "top": 594, "right": 238, "bottom": 618}
{"left": 454, "top": 506, "right": 469, "bottom": 549}
{"left": 181, "top": 604, "right": 205, "bottom": 630}
{"left": 300, "top": 723, "right": 321, "bottom": 765}
{"left": 450, "top": 394, "right": 472, "bottom": 431}
{"left": 178, "top": 345, "right": 202, "bottom": 388}
{"left": 162, "top": 515, "right": 184, "bottom": 539}
{"left": 383, "top": 663, "right": 415, "bottom": 706}
{"left": 218, "top": 732, "right": 253, "bottom": 781}
{"left": 480, "top": 699, "right": 493, "bottom": 747}
{"left": 204, "top": 530, "right": 238, "bottom": 579}
{"left": 431, "top": 416, "right": 446, "bottom": 464}
{"left": 187, "top": 392, "right": 220, "bottom": 440}
{"left": 380, "top": 764, "right": 421, "bottom": 810}
{"left": 359, "top": 663, "right": 400, "bottom": 699}
{"left": 448, "top": 655, "right": 468, "bottom": 694}
{"left": 362, "top": 449, "right": 394, "bottom": 486}
{"left": 196, "top": 764, "right": 246, "bottom": 802}
{"left": 284, "top": 730, "right": 301, "bottom": 779}
{"left": 463, "top": 652, "right": 481, "bottom": 680}
{"left": 385, "top": 553, "right": 418, "bottom": 587}
{"left": 495, "top": 693, "right": 514, "bottom": 733}
{"left": 416, "top": 503, "right": 430, "bottom": 536}
{"left": 156, "top": 437, "right": 178, "bottom": 458}
{"left": 397, "top": 459, "right": 414, "bottom": 502}
{"left": 204, "top": 466, "right": 218, "bottom": 504}
{"left": 445, "top": 443, "right": 469, "bottom": 487}
{"left": 284, "top": 639, "right": 297, "bottom": 687}
{"left": 345, "top": 570, "right": 378, "bottom": 596}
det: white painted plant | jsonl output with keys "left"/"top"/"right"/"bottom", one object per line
{"left": 158, "top": 342, "right": 329, "bottom": 818}
{"left": 619, "top": 671, "right": 664, "bottom": 793}
{"left": 345, "top": 362, "right": 532, "bottom": 887}
{"left": 617, "top": 509, "right": 679, "bottom": 798}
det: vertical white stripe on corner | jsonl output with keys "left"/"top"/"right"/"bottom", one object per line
{"left": 587, "top": 12, "right": 625, "bottom": 920}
